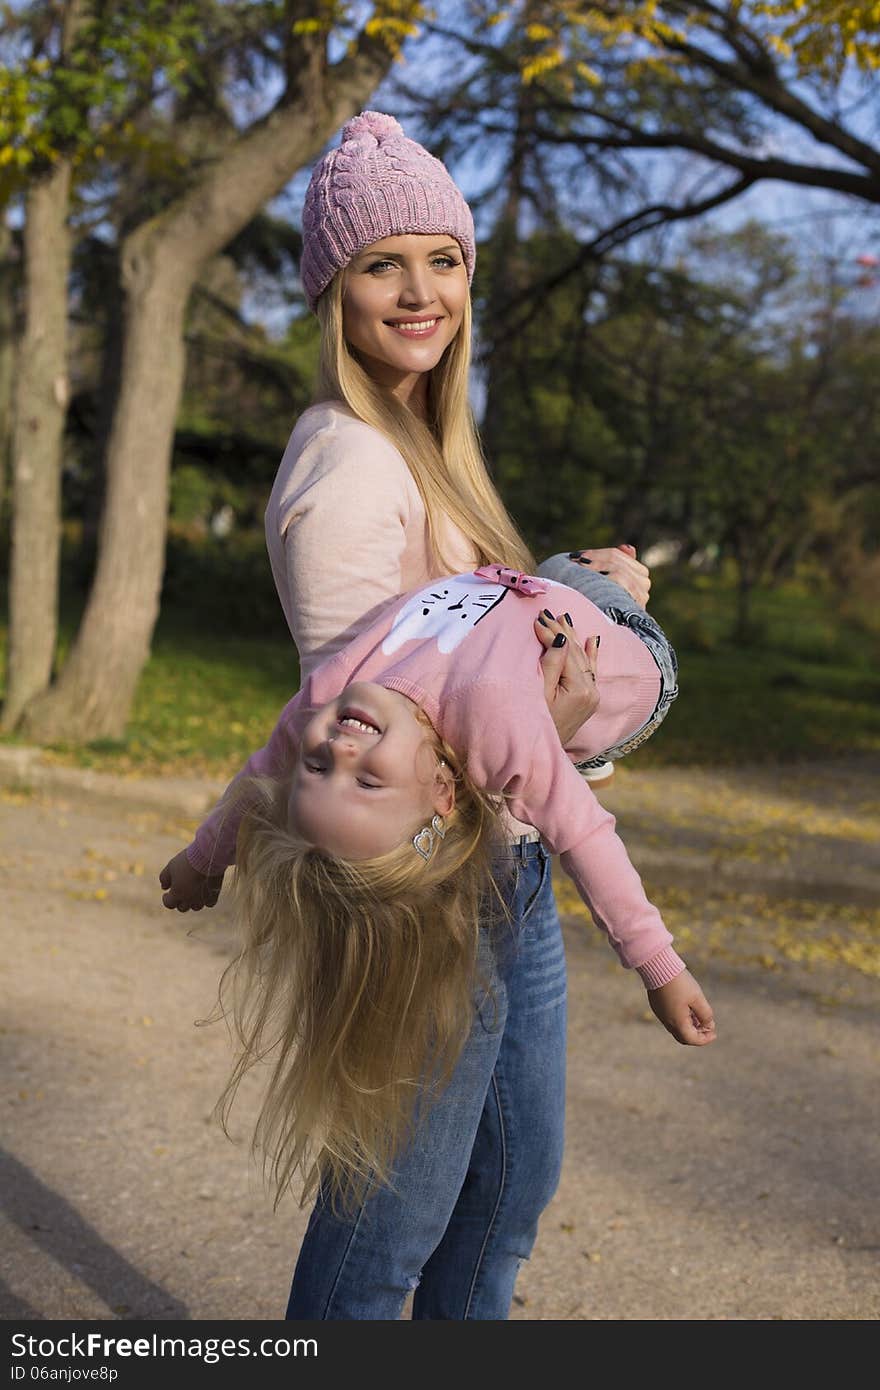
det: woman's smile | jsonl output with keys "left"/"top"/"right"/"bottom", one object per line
{"left": 384, "top": 316, "right": 443, "bottom": 338}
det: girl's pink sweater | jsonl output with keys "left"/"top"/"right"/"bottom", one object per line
{"left": 187, "top": 569, "right": 685, "bottom": 991}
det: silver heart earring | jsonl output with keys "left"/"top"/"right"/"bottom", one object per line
{"left": 412, "top": 814, "right": 446, "bottom": 860}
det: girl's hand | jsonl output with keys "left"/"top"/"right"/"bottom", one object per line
{"left": 159, "top": 850, "right": 224, "bottom": 912}
{"left": 568, "top": 543, "right": 651, "bottom": 608}
{"left": 535, "top": 610, "right": 601, "bottom": 746}
{"left": 647, "top": 969, "right": 717, "bottom": 1046}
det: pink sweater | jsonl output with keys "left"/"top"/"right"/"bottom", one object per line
{"left": 188, "top": 568, "right": 685, "bottom": 991}
{"left": 265, "top": 402, "right": 478, "bottom": 680}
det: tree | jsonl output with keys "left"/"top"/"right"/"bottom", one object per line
{"left": 400, "top": 2, "right": 879, "bottom": 309}
{"left": 388, "top": 3, "right": 878, "bottom": 631}
{"left": 2, "top": 0, "right": 424, "bottom": 741}
{"left": 1, "top": 0, "right": 209, "bottom": 728}
{"left": 2, "top": 0, "right": 87, "bottom": 726}
{"left": 475, "top": 216, "right": 879, "bottom": 635}
{"left": 0, "top": 218, "right": 16, "bottom": 520}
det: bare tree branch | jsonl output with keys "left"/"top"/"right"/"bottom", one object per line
{"left": 479, "top": 173, "right": 756, "bottom": 351}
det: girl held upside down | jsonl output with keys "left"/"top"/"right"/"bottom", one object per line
{"left": 160, "top": 556, "right": 715, "bottom": 1224}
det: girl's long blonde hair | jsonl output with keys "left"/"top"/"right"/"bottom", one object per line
{"left": 215, "top": 731, "right": 508, "bottom": 1217}
{"left": 316, "top": 274, "right": 535, "bottom": 576}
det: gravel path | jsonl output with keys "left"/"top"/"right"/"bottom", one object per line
{"left": 2, "top": 751, "right": 878, "bottom": 1321}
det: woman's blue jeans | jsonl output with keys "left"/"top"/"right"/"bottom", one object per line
{"left": 285, "top": 839, "right": 567, "bottom": 1320}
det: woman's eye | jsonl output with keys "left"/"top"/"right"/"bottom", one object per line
{"left": 366, "top": 256, "right": 459, "bottom": 273}
{"left": 356, "top": 778, "right": 381, "bottom": 790}
{"left": 304, "top": 762, "right": 324, "bottom": 774}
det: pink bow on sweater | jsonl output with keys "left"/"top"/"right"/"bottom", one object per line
{"left": 473, "top": 565, "right": 549, "bottom": 596}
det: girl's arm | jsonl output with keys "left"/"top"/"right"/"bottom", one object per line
{"left": 507, "top": 734, "right": 716, "bottom": 1044}
{"left": 187, "top": 688, "right": 308, "bottom": 873}
{"left": 159, "top": 687, "right": 308, "bottom": 911}
{"left": 465, "top": 696, "right": 683, "bottom": 986}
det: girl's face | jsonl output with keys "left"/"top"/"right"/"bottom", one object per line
{"left": 288, "top": 682, "right": 454, "bottom": 860}
{"left": 341, "top": 234, "right": 468, "bottom": 393}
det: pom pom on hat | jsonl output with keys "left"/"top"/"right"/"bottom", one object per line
{"left": 300, "top": 110, "right": 475, "bottom": 312}
{"left": 340, "top": 110, "right": 404, "bottom": 145}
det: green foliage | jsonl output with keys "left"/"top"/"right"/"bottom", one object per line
{"left": 291, "top": 0, "right": 428, "bottom": 51}
{"left": 638, "top": 566, "right": 880, "bottom": 766}
{"left": 472, "top": 2, "right": 880, "bottom": 89}
{"left": 161, "top": 529, "right": 293, "bottom": 637}
{"left": 0, "top": 1, "right": 205, "bottom": 199}
{"left": 169, "top": 465, "right": 218, "bottom": 525}
{"left": 479, "top": 221, "right": 879, "bottom": 636}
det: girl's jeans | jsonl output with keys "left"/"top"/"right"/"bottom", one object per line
{"left": 285, "top": 839, "right": 566, "bottom": 1320}
{"left": 537, "top": 553, "right": 679, "bottom": 768}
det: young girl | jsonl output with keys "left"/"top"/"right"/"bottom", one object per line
{"left": 164, "top": 109, "right": 669, "bottom": 1321}
{"left": 161, "top": 558, "right": 715, "bottom": 1314}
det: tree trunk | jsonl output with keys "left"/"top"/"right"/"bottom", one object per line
{"left": 480, "top": 82, "right": 534, "bottom": 466}
{"left": 734, "top": 563, "right": 755, "bottom": 643}
{"left": 2, "top": 161, "right": 72, "bottom": 730}
{"left": 82, "top": 245, "right": 125, "bottom": 555}
{"left": 20, "top": 248, "right": 187, "bottom": 740}
{"left": 0, "top": 219, "right": 18, "bottom": 523}
{"left": 19, "top": 46, "right": 393, "bottom": 742}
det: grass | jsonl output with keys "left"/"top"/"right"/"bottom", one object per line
{"left": 1, "top": 564, "right": 878, "bottom": 778}
{"left": 640, "top": 568, "right": 880, "bottom": 767}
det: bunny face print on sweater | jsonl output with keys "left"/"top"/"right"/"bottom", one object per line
{"left": 382, "top": 574, "right": 510, "bottom": 655}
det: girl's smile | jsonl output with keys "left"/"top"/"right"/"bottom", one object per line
{"left": 335, "top": 704, "right": 382, "bottom": 735}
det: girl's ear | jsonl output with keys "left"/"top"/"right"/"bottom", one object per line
{"left": 432, "top": 760, "right": 456, "bottom": 817}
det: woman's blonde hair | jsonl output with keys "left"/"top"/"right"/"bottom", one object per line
{"left": 215, "top": 728, "right": 508, "bottom": 1217}
{"left": 316, "top": 273, "right": 535, "bottom": 575}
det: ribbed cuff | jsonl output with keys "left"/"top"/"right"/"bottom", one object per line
{"left": 636, "top": 946, "right": 686, "bottom": 990}
{"left": 185, "top": 840, "right": 218, "bottom": 876}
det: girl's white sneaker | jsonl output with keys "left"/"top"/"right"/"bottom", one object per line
{"left": 579, "top": 760, "right": 615, "bottom": 788}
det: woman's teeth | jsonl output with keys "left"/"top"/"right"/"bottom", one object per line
{"left": 390, "top": 319, "right": 438, "bottom": 332}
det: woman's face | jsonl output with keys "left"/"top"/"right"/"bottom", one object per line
{"left": 341, "top": 234, "right": 468, "bottom": 393}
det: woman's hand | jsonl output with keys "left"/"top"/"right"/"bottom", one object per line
{"left": 568, "top": 542, "right": 651, "bottom": 608}
{"left": 535, "top": 610, "right": 601, "bottom": 745}
{"left": 159, "top": 850, "right": 224, "bottom": 912}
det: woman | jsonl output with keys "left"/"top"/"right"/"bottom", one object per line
{"left": 207, "top": 110, "right": 652, "bottom": 1319}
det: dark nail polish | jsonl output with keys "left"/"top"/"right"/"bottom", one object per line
{"left": 543, "top": 609, "right": 554, "bottom": 619}
{"left": 595, "top": 635, "right": 601, "bottom": 647}
{"left": 564, "top": 612, "right": 573, "bottom": 626}
{"left": 552, "top": 632, "right": 566, "bottom": 647}
{"left": 567, "top": 551, "right": 582, "bottom": 560}
{"left": 599, "top": 570, "right": 610, "bottom": 575}
{"left": 537, "top": 614, "right": 548, "bottom": 627}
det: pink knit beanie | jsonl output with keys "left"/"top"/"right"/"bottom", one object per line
{"left": 300, "top": 110, "right": 476, "bottom": 312}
